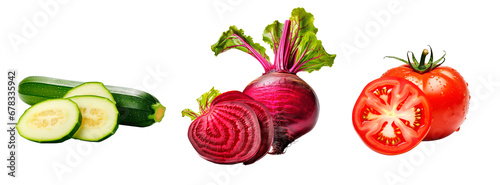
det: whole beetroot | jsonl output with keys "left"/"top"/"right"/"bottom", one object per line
{"left": 211, "top": 8, "right": 335, "bottom": 154}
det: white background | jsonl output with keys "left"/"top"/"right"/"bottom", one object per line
{"left": 1, "top": 0, "right": 499, "bottom": 185}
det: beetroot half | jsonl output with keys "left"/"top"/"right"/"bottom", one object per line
{"left": 182, "top": 89, "right": 273, "bottom": 164}
{"left": 211, "top": 8, "right": 335, "bottom": 154}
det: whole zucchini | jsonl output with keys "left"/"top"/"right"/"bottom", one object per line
{"left": 19, "top": 76, "right": 165, "bottom": 127}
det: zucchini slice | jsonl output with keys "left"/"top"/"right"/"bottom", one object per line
{"left": 16, "top": 99, "right": 82, "bottom": 143}
{"left": 63, "top": 82, "right": 116, "bottom": 103}
{"left": 68, "top": 95, "right": 119, "bottom": 142}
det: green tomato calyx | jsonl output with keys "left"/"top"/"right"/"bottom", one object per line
{"left": 385, "top": 45, "right": 446, "bottom": 74}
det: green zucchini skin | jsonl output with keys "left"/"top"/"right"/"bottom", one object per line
{"left": 19, "top": 76, "right": 165, "bottom": 127}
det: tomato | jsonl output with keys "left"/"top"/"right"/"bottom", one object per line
{"left": 382, "top": 65, "right": 469, "bottom": 140}
{"left": 383, "top": 47, "right": 470, "bottom": 140}
{"left": 352, "top": 77, "right": 431, "bottom": 155}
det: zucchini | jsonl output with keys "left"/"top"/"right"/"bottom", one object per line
{"left": 63, "top": 82, "right": 116, "bottom": 103}
{"left": 19, "top": 76, "right": 165, "bottom": 127}
{"left": 68, "top": 95, "right": 119, "bottom": 142}
{"left": 16, "top": 99, "right": 82, "bottom": 143}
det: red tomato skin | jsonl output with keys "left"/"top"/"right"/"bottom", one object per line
{"left": 382, "top": 65, "right": 470, "bottom": 141}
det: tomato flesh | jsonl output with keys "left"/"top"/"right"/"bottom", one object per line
{"left": 353, "top": 77, "right": 431, "bottom": 155}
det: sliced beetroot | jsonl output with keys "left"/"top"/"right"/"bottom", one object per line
{"left": 188, "top": 101, "right": 261, "bottom": 164}
{"left": 238, "top": 99, "right": 274, "bottom": 165}
{"left": 182, "top": 88, "right": 274, "bottom": 165}
{"left": 210, "top": 90, "right": 253, "bottom": 106}
{"left": 208, "top": 90, "right": 273, "bottom": 164}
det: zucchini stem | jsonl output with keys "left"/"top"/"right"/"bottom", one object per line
{"left": 150, "top": 103, "right": 166, "bottom": 122}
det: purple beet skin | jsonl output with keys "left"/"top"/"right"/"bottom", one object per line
{"left": 244, "top": 72, "right": 319, "bottom": 154}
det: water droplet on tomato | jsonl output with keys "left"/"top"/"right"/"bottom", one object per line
{"left": 466, "top": 83, "right": 469, "bottom": 86}
{"left": 456, "top": 127, "right": 460, "bottom": 132}
{"left": 440, "top": 92, "right": 444, "bottom": 96}
{"left": 469, "top": 95, "right": 471, "bottom": 100}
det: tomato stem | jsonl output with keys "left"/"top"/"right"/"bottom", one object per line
{"left": 385, "top": 45, "right": 447, "bottom": 74}
{"left": 419, "top": 49, "right": 429, "bottom": 69}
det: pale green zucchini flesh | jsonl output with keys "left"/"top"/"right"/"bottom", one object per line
{"left": 16, "top": 99, "right": 82, "bottom": 143}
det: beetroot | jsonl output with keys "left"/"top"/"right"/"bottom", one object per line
{"left": 211, "top": 8, "right": 335, "bottom": 154}
{"left": 182, "top": 89, "right": 273, "bottom": 164}
{"left": 243, "top": 73, "right": 319, "bottom": 154}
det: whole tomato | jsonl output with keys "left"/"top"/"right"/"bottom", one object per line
{"left": 382, "top": 46, "right": 470, "bottom": 141}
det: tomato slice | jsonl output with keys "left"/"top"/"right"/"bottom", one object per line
{"left": 352, "top": 77, "right": 431, "bottom": 155}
